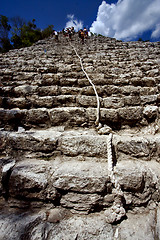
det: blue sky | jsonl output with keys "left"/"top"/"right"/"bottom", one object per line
{"left": 1, "top": 0, "right": 160, "bottom": 41}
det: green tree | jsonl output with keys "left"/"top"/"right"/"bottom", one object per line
{"left": 0, "top": 15, "right": 12, "bottom": 52}
{"left": 11, "top": 16, "right": 26, "bottom": 36}
{"left": 41, "top": 25, "right": 54, "bottom": 38}
{"left": 11, "top": 19, "right": 42, "bottom": 48}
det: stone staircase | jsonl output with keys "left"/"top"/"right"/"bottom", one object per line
{"left": 0, "top": 33, "right": 160, "bottom": 239}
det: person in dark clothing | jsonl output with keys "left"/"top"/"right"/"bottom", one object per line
{"left": 79, "top": 29, "right": 85, "bottom": 44}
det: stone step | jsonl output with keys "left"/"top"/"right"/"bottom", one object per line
{"left": 0, "top": 105, "right": 159, "bottom": 130}
{"left": 1, "top": 93, "right": 159, "bottom": 110}
{"left": 0, "top": 158, "right": 159, "bottom": 215}
{"left": 1, "top": 127, "right": 160, "bottom": 162}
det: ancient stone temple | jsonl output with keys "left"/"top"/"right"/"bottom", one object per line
{"left": 0, "top": 33, "right": 160, "bottom": 239}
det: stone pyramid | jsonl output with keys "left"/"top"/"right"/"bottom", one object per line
{"left": 0, "top": 33, "right": 160, "bottom": 239}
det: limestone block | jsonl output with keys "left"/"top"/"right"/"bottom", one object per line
{"left": 103, "top": 97, "right": 124, "bottom": 109}
{"left": 39, "top": 66, "right": 58, "bottom": 73}
{"left": 86, "top": 108, "right": 97, "bottom": 122}
{"left": 0, "top": 109, "right": 25, "bottom": 129}
{"left": 6, "top": 131, "right": 58, "bottom": 152}
{"left": 41, "top": 75, "right": 60, "bottom": 85}
{"left": 58, "top": 134, "right": 108, "bottom": 157}
{"left": 0, "top": 86, "right": 13, "bottom": 97}
{"left": 141, "top": 95, "right": 157, "bottom": 105}
{"left": 61, "top": 192, "right": 102, "bottom": 212}
{"left": 50, "top": 107, "right": 86, "bottom": 126}
{"left": 100, "top": 108, "right": 119, "bottom": 123}
{"left": 118, "top": 106, "right": 143, "bottom": 122}
{"left": 13, "top": 72, "right": 35, "bottom": 81}
{"left": 61, "top": 86, "right": 81, "bottom": 95}
{"left": 9, "top": 161, "right": 57, "bottom": 201}
{"left": 141, "top": 77, "right": 156, "bottom": 87}
{"left": 77, "top": 95, "right": 98, "bottom": 107}
{"left": 25, "top": 108, "right": 50, "bottom": 126}
{"left": 60, "top": 78, "right": 77, "bottom": 86}
{"left": 120, "top": 86, "right": 140, "bottom": 95}
{"left": 55, "top": 95, "right": 76, "bottom": 107}
{"left": 117, "top": 138, "right": 150, "bottom": 158}
{"left": 51, "top": 161, "right": 109, "bottom": 193}
{"left": 40, "top": 214, "right": 114, "bottom": 239}
{"left": 147, "top": 69, "right": 159, "bottom": 77}
{"left": 114, "top": 162, "right": 144, "bottom": 192}
{"left": 6, "top": 97, "right": 31, "bottom": 109}
{"left": 80, "top": 86, "right": 95, "bottom": 96}
{"left": 30, "top": 96, "right": 53, "bottom": 108}
{"left": 38, "top": 85, "right": 60, "bottom": 96}
{"left": 130, "top": 77, "right": 144, "bottom": 86}
{"left": 143, "top": 106, "right": 158, "bottom": 119}
{"left": 13, "top": 85, "right": 38, "bottom": 97}
{"left": 140, "top": 87, "right": 158, "bottom": 95}
{"left": 103, "top": 85, "right": 119, "bottom": 96}
{"left": 78, "top": 78, "right": 91, "bottom": 87}
{"left": 124, "top": 96, "right": 141, "bottom": 106}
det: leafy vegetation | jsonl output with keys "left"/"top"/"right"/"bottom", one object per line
{"left": 0, "top": 15, "right": 12, "bottom": 52}
{"left": 0, "top": 15, "right": 54, "bottom": 53}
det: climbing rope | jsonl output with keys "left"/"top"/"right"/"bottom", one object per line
{"left": 68, "top": 39, "right": 122, "bottom": 191}
{"left": 107, "top": 133, "right": 113, "bottom": 173}
{"left": 68, "top": 40, "right": 100, "bottom": 127}
{"left": 107, "top": 133, "right": 123, "bottom": 195}
{"left": 67, "top": 36, "right": 125, "bottom": 222}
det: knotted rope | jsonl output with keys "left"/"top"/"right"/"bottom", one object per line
{"left": 67, "top": 38, "right": 125, "bottom": 222}
{"left": 107, "top": 133, "right": 123, "bottom": 195}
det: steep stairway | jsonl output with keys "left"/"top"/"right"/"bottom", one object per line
{"left": 0, "top": 33, "right": 160, "bottom": 239}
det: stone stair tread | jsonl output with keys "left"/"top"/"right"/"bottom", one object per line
{"left": 8, "top": 158, "right": 110, "bottom": 199}
{"left": 1, "top": 127, "right": 160, "bottom": 162}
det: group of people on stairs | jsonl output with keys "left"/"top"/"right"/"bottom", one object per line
{"left": 52, "top": 27, "right": 89, "bottom": 44}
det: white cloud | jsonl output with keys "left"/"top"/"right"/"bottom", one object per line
{"left": 65, "top": 14, "right": 83, "bottom": 32}
{"left": 90, "top": 0, "right": 160, "bottom": 40}
{"left": 151, "top": 23, "right": 160, "bottom": 39}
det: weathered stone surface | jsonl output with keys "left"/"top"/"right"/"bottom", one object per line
{"left": 141, "top": 95, "right": 157, "bottom": 105}
{"left": 103, "top": 97, "right": 124, "bottom": 108}
{"left": 117, "top": 138, "right": 150, "bottom": 158}
{"left": 115, "top": 135, "right": 157, "bottom": 161}
{"left": 0, "top": 109, "right": 25, "bottom": 130}
{"left": 0, "top": 212, "right": 43, "bottom": 240}
{"left": 24, "top": 108, "right": 50, "bottom": 127}
{"left": 5, "top": 131, "right": 58, "bottom": 152}
{"left": 118, "top": 107, "right": 143, "bottom": 122}
{"left": 61, "top": 192, "right": 102, "bottom": 213}
{"left": 50, "top": 107, "right": 86, "bottom": 126}
{"left": 50, "top": 161, "right": 109, "bottom": 193}
{"left": 77, "top": 95, "right": 98, "bottom": 107}
{"left": 58, "top": 133, "right": 108, "bottom": 157}
{"left": 13, "top": 85, "right": 38, "bottom": 97}
{"left": 114, "top": 161, "right": 145, "bottom": 192}
{"left": 9, "top": 160, "right": 58, "bottom": 201}
{"left": 0, "top": 208, "right": 159, "bottom": 240}
{"left": 38, "top": 85, "right": 60, "bottom": 96}
{"left": 118, "top": 209, "right": 159, "bottom": 240}
{"left": 46, "top": 208, "right": 62, "bottom": 223}
{"left": 143, "top": 105, "right": 158, "bottom": 119}
{"left": 28, "top": 95, "right": 54, "bottom": 108}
